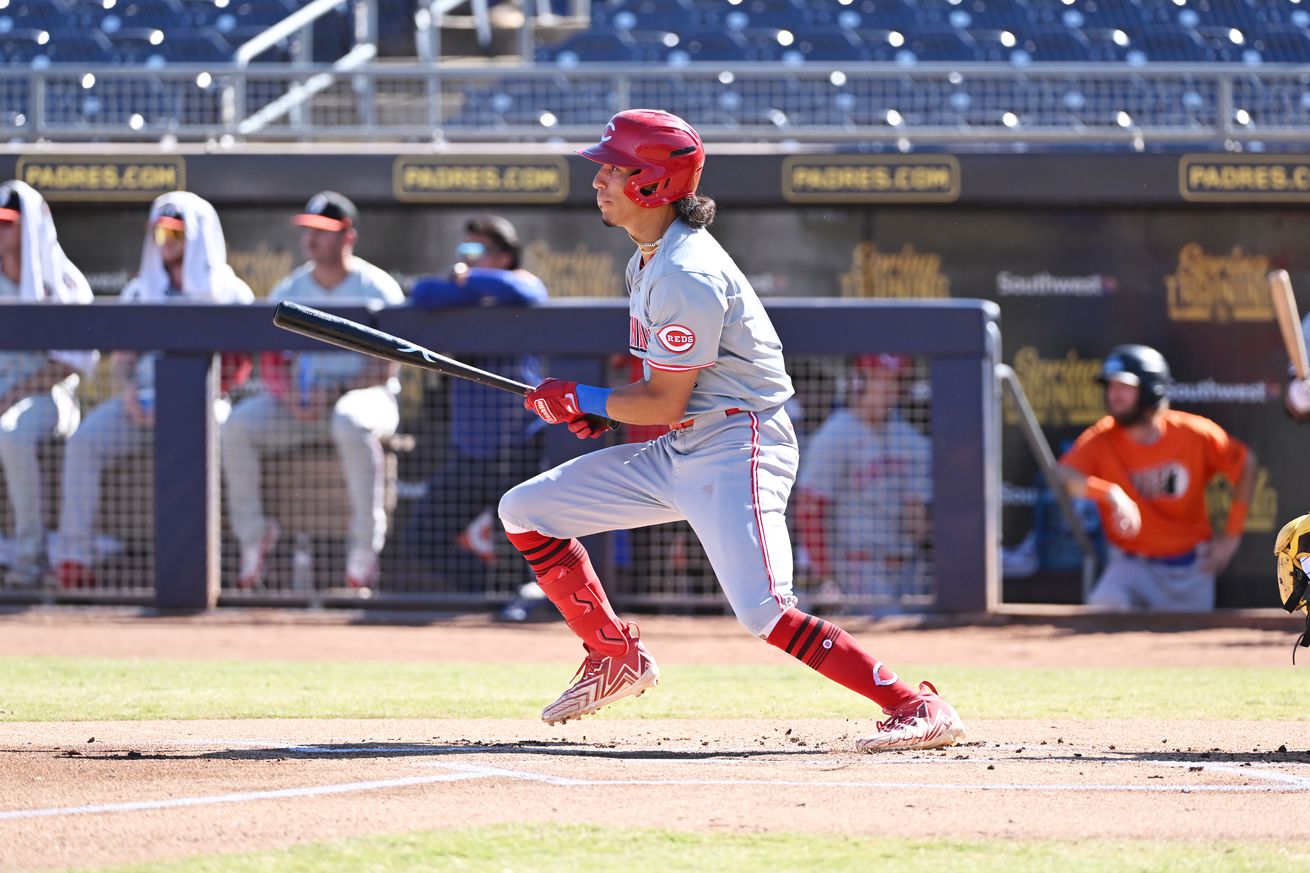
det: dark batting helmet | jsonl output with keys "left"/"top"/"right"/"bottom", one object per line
{"left": 1098, "top": 344, "right": 1171, "bottom": 412}
{"left": 577, "top": 109, "right": 705, "bottom": 208}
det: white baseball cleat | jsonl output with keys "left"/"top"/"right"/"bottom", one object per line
{"left": 542, "top": 629, "right": 659, "bottom": 725}
{"left": 856, "top": 680, "right": 966, "bottom": 752}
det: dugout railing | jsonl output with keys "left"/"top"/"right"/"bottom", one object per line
{"left": 0, "top": 298, "right": 1000, "bottom": 615}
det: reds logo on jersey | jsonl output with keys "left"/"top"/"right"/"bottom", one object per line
{"left": 657, "top": 324, "right": 695, "bottom": 354}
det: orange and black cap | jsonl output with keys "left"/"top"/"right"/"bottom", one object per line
{"left": 292, "top": 191, "right": 357, "bottom": 232}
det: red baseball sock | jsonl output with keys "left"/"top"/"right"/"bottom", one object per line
{"left": 766, "top": 608, "right": 915, "bottom": 711}
{"left": 506, "top": 530, "right": 629, "bottom": 657}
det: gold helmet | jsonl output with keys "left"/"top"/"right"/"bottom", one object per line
{"left": 1273, "top": 513, "right": 1310, "bottom": 660}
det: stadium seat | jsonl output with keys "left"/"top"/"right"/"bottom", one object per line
{"left": 117, "top": 0, "right": 187, "bottom": 29}
{"left": 2, "top": 0, "right": 70, "bottom": 30}
{"left": 536, "top": 30, "right": 640, "bottom": 63}
{"left": 854, "top": 29, "right": 910, "bottom": 62}
{"left": 968, "top": 28, "right": 1022, "bottom": 62}
{"left": 781, "top": 27, "right": 868, "bottom": 61}
{"left": 42, "top": 29, "right": 117, "bottom": 63}
{"left": 593, "top": 0, "right": 695, "bottom": 29}
{"left": 1020, "top": 26, "right": 1095, "bottom": 62}
{"left": 1255, "top": 24, "right": 1310, "bottom": 62}
{"left": 1079, "top": 27, "right": 1136, "bottom": 61}
{"left": 1195, "top": 25, "right": 1252, "bottom": 61}
{"left": 906, "top": 26, "right": 981, "bottom": 61}
{"left": 626, "top": 30, "right": 686, "bottom": 62}
{"left": 1134, "top": 23, "right": 1213, "bottom": 61}
{"left": 1180, "top": 0, "right": 1262, "bottom": 29}
{"left": 961, "top": 0, "right": 1034, "bottom": 30}
{"left": 810, "top": 0, "right": 916, "bottom": 30}
{"left": 0, "top": 31, "right": 46, "bottom": 66}
{"left": 1058, "top": 0, "right": 1147, "bottom": 30}
{"left": 157, "top": 32, "right": 232, "bottom": 62}
{"left": 720, "top": 0, "right": 811, "bottom": 31}
{"left": 226, "top": 0, "right": 294, "bottom": 27}
{"left": 105, "top": 29, "right": 169, "bottom": 65}
{"left": 676, "top": 29, "right": 754, "bottom": 61}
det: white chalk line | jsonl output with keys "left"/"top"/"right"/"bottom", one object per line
{"left": 5, "top": 740, "right": 1309, "bottom": 821}
{"left": 417, "top": 760, "right": 1310, "bottom": 793}
{"left": 0, "top": 769, "right": 502, "bottom": 821}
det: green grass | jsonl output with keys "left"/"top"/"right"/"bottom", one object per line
{"left": 0, "top": 656, "right": 1304, "bottom": 722}
{"left": 69, "top": 825, "right": 1310, "bottom": 872}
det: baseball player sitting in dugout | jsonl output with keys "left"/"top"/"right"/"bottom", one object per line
{"left": 0, "top": 181, "right": 97, "bottom": 588}
{"left": 497, "top": 109, "right": 965, "bottom": 752}
{"left": 53, "top": 192, "right": 254, "bottom": 590}
{"left": 221, "top": 192, "right": 405, "bottom": 592}
{"left": 1059, "top": 344, "right": 1257, "bottom": 611}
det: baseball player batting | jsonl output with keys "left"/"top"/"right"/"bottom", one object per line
{"left": 498, "top": 109, "right": 965, "bottom": 751}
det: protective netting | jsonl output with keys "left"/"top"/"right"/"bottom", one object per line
{"left": 0, "top": 348, "right": 935, "bottom": 618}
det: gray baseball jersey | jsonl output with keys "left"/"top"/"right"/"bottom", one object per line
{"left": 270, "top": 258, "right": 405, "bottom": 386}
{"left": 500, "top": 218, "right": 800, "bottom": 638}
{"left": 626, "top": 220, "right": 793, "bottom": 417}
{"left": 799, "top": 409, "right": 931, "bottom": 564}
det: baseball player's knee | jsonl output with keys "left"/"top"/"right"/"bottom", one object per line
{"left": 0, "top": 425, "right": 33, "bottom": 456}
{"left": 219, "top": 402, "right": 255, "bottom": 439}
{"left": 329, "top": 412, "right": 370, "bottom": 442}
{"left": 497, "top": 486, "right": 536, "bottom": 535}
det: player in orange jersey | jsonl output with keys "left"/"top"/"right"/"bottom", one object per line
{"left": 1058, "top": 344, "right": 1256, "bottom": 611}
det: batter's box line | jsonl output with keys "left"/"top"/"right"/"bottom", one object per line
{"left": 418, "top": 760, "right": 1310, "bottom": 793}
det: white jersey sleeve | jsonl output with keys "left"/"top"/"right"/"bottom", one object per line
{"left": 644, "top": 270, "right": 725, "bottom": 372}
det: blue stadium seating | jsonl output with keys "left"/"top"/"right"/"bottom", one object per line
{"left": 1134, "top": 23, "right": 1214, "bottom": 61}
{"left": 4, "top": 0, "right": 1309, "bottom": 72}
{"left": 783, "top": 28, "right": 869, "bottom": 61}
{"left": 533, "top": 0, "right": 1310, "bottom": 67}
{"left": 3, "top": 0, "right": 69, "bottom": 29}
{"left": 1020, "top": 26, "right": 1096, "bottom": 62}
{"left": 0, "top": 0, "right": 322, "bottom": 65}
{"left": 906, "top": 26, "right": 980, "bottom": 61}
{"left": 0, "top": 32, "right": 50, "bottom": 66}
{"left": 1258, "top": 24, "right": 1310, "bottom": 62}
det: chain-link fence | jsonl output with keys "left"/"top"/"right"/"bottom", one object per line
{"left": 0, "top": 301, "right": 997, "bottom": 614}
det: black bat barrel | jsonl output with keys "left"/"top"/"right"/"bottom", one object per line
{"left": 272, "top": 300, "right": 532, "bottom": 396}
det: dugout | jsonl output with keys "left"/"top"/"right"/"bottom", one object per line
{"left": 0, "top": 147, "right": 1298, "bottom": 612}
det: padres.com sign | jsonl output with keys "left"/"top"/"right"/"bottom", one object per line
{"left": 16, "top": 156, "right": 184, "bottom": 201}
{"left": 1179, "top": 154, "right": 1310, "bottom": 202}
{"left": 782, "top": 155, "right": 960, "bottom": 203}
{"left": 393, "top": 156, "right": 568, "bottom": 203}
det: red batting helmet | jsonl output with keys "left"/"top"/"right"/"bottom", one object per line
{"left": 577, "top": 109, "right": 705, "bottom": 208}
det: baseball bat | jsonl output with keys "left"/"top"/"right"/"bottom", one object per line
{"left": 272, "top": 301, "right": 618, "bottom": 430}
{"left": 1270, "top": 269, "right": 1310, "bottom": 382}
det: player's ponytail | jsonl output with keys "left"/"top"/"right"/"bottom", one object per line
{"left": 674, "top": 193, "right": 716, "bottom": 229}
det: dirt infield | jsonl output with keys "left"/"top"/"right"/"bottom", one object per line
{"left": 1, "top": 609, "right": 1307, "bottom": 871}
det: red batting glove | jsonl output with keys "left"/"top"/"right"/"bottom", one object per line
{"left": 567, "top": 413, "right": 608, "bottom": 440}
{"left": 524, "top": 378, "right": 580, "bottom": 425}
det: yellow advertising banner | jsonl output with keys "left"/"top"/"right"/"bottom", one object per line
{"left": 16, "top": 155, "right": 185, "bottom": 201}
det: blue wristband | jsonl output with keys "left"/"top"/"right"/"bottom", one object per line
{"left": 575, "top": 384, "right": 612, "bottom": 418}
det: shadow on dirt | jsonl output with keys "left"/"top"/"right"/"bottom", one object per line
{"left": 61, "top": 740, "right": 827, "bottom": 762}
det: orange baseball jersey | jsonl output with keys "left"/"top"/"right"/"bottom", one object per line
{"left": 1060, "top": 409, "right": 1249, "bottom": 557}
